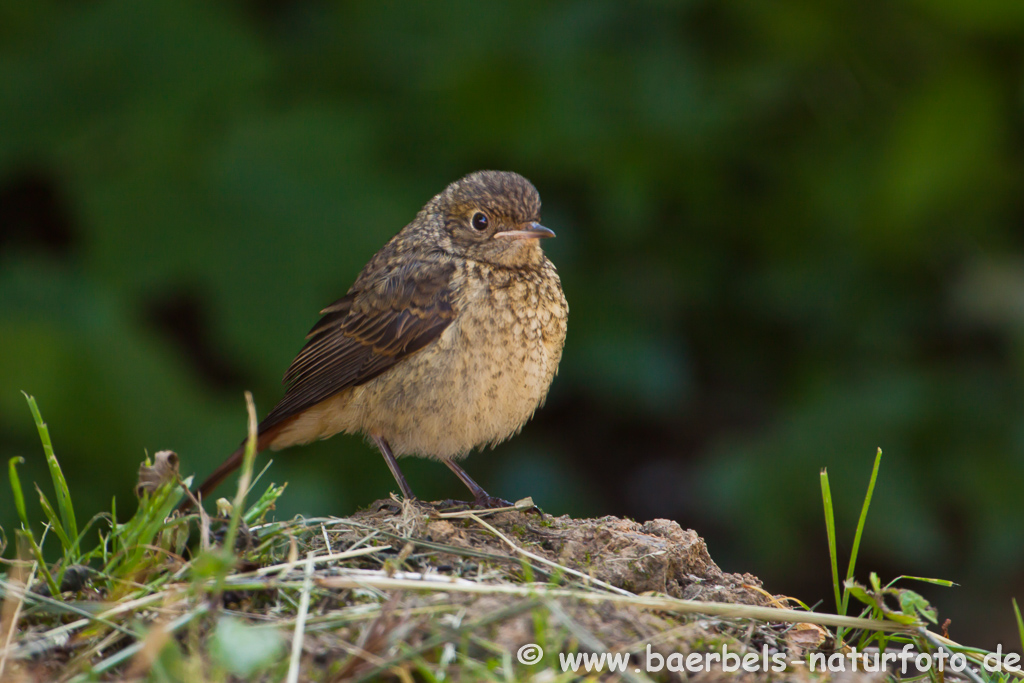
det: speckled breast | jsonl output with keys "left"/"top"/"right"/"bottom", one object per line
{"left": 357, "top": 258, "right": 568, "bottom": 459}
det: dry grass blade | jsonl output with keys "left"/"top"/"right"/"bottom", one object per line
{"left": 434, "top": 497, "right": 535, "bottom": 517}
{"left": 124, "top": 618, "right": 171, "bottom": 679}
{"left": 466, "top": 512, "right": 633, "bottom": 596}
{"left": 286, "top": 552, "right": 316, "bottom": 683}
{"left": 350, "top": 598, "right": 545, "bottom": 683}
{"left": 67, "top": 604, "right": 209, "bottom": 682}
{"left": 315, "top": 573, "right": 910, "bottom": 633}
{"left": 0, "top": 588, "right": 183, "bottom": 660}
{"left": 331, "top": 596, "right": 406, "bottom": 682}
{"left": 0, "top": 578, "right": 138, "bottom": 638}
{"left": 236, "top": 546, "right": 392, "bottom": 580}
{"left": 62, "top": 629, "right": 127, "bottom": 683}
{"left": 545, "top": 599, "right": 653, "bottom": 683}
{"left": 324, "top": 517, "right": 557, "bottom": 579}
{"left": 0, "top": 562, "right": 35, "bottom": 678}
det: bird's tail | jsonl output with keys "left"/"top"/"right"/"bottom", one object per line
{"left": 178, "top": 421, "right": 289, "bottom": 512}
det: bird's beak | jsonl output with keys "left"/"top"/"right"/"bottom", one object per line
{"left": 493, "top": 222, "right": 556, "bottom": 240}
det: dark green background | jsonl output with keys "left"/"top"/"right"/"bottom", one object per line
{"left": 2, "top": 0, "right": 1023, "bottom": 646}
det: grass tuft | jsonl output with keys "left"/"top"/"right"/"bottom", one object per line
{"left": 25, "top": 392, "right": 79, "bottom": 558}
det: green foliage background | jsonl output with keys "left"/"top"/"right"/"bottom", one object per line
{"left": 2, "top": 0, "right": 1023, "bottom": 644}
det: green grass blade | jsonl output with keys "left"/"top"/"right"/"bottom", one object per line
{"left": 73, "top": 511, "right": 113, "bottom": 564}
{"left": 841, "top": 448, "right": 882, "bottom": 615}
{"left": 103, "top": 479, "right": 184, "bottom": 578}
{"left": 14, "top": 530, "right": 59, "bottom": 596}
{"left": 10, "top": 457, "right": 60, "bottom": 594}
{"left": 820, "top": 468, "right": 842, "bottom": 615}
{"left": 9, "top": 456, "right": 29, "bottom": 526}
{"left": 23, "top": 392, "right": 79, "bottom": 556}
{"left": 886, "top": 575, "right": 957, "bottom": 588}
{"left": 244, "top": 482, "right": 287, "bottom": 525}
{"left": 1014, "top": 599, "right": 1024, "bottom": 654}
{"left": 223, "top": 392, "right": 260, "bottom": 559}
{"left": 35, "top": 485, "right": 71, "bottom": 552}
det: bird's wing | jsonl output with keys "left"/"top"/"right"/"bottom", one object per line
{"left": 258, "top": 258, "right": 457, "bottom": 432}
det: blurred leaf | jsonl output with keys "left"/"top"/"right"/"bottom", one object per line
{"left": 210, "top": 616, "right": 284, "bottom": 677}
{"left": 899, "top": 588, "right": 938, "bottom": 624}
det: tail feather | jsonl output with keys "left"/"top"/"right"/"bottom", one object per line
{"left": 178, "top": 420, "right": 290, "bottom": 512}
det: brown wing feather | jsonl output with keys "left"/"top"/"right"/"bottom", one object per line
{"left": 258, "top": 259, "right": 457, "bottom": 432}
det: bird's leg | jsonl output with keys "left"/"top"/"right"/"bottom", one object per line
{"left": 372, "top": 435, "right": 416, "bottom": 500}
{"left": 444, "top": 459, "right": 513, "bottom": 508}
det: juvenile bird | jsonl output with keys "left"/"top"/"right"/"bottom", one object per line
{"left": 188, "top": 171, "right": 568, "bottom": 508}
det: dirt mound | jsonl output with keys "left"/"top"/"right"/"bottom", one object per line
{"left": 347, "top": 502, "right": 765, "bottom": 604}
{"left": 288, "top": 500, "right": 844, "bottom": 681}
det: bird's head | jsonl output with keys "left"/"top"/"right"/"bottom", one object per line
{"left": 428, "top": 171, "right": 554, "bottom": 267}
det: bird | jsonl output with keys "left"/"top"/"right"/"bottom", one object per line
{"left": 186, "top": 170, "right": 568, "bottom": 510}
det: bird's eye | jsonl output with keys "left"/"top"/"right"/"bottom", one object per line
{"left": 471, "top": 212, "right": 489, "bottom": 231}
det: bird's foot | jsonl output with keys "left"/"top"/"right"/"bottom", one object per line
{"left": 434, "top": 498, "right": 472, "bottom": 512}
{"left": 472, "top": 495, "right": 516, "bottom": 509}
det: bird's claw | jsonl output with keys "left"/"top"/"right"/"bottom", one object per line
{"left": 472, "top": 495, "right": 516, "bottom": 509}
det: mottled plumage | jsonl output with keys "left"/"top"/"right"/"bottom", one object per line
{"left": 189, "top": 171, "right": 568, "bottom": 507}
